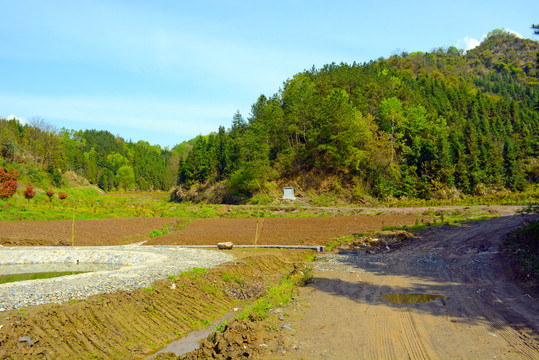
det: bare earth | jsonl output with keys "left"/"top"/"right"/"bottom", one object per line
{"left": 145, "top": 215, "right": 432, "bottom": 246}
{"left": 0, "top": 215, "right": 431, "bottom": 247}
{"left": 0, "top": 218, "right": 176, "bottom": 246}
{"left": 275, "top": 214, "right": 539, "bottom": 360}
{"left": 1, "top": 206, "right": 536, "bottom": 359}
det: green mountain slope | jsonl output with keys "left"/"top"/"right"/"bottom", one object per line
{"left": 173, "top": 29, "right": 539, "bottom": 203}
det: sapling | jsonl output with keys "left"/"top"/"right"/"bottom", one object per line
{"left": 46, "top": 189, "right": 54, "bottom": 202}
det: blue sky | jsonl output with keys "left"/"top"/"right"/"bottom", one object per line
{"left": 1, "top": 0, "right": 538, "bottom": 148}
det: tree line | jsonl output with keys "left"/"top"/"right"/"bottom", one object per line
{"left": 0, "top": 119, "right": 177, "bottom": 191}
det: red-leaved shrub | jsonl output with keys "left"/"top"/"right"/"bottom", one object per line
{"left": 58, "top": 192, "right": 68, "bottom": 200}
{"left": 23, "top": 184, "right": 36, "bottom": 200}
{"left": 0, "top": 168, "right": 19, "bottom": 200}
{"left": 46, "top": 189, "right": 55, "bottom": 199}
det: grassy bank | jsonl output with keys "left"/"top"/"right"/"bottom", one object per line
{"left": 504, "top": 214, "right": 539, "bottom": 288}
{"left": 1, "top": 184, "right": 532, "bottom": 222}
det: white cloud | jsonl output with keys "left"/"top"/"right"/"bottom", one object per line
{"left": 507, "top": 29, "right": 523, "bottom": 38}
{"left": 458, "top": 35, "right": 486, "bottom": 51}
{"left": 458, "top": 28, "right": 524, "bottom": 52}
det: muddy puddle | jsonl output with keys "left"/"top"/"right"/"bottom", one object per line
{"left": 380, "top": 293, "right": 449, "bottom": 305}
{"left": 144, "top": 309, "right": 240, "bottom": 359}
{"left": 0, "top": 271, "right": 89, "bottom": 284}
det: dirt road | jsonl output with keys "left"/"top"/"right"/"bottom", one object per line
{"left": 279, "top": 215, "right": 539, "bottom": 359}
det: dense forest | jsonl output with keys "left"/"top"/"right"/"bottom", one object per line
{"left": 1, "top": 29, "right": 538, "bottom": 203}
{"left": 172, "top": 29, "right": 539, "bottom": 203}
{"left": 0, "top": 120, "right": 179, "bottom": 191}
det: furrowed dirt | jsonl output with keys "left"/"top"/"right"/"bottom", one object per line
{"left": 0, "top": 250, "right": 313, "bottom": 359}
{"left": 144, "top": 215, "right": 431, "bottom": 246}
{"left": 0, "top": 218, "right": 177, "bottom": 246}
{"left": 0, "top": 215, "right": 433, "bottom": 247}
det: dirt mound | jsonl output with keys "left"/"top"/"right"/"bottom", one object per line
{"left": 339, "top": 230, "right": 417, "bottom": 253}
{"left": 177, "top": 319, "right": 271, "bottom": 360}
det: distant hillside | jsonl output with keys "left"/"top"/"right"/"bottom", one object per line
{"left": 172, "top": 29, "right": 539, "bottom": 204}
{"left": 0, "top": 122, "right": 177, "bottom": 191}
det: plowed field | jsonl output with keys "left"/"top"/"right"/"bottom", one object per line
{"left": 145, "top": 215, "right": 430, "bottom": 246}
{"left": 0, "top": 215, "right": 430, "bottom": 246}
{"left": 0, "top": 218, "right": 176, "bottom": 246}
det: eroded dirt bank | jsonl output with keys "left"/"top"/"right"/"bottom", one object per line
{"left": 0, "top": 250, "right": 312, "bottom": 359}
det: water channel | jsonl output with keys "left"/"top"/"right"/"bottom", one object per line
{"left": 0, "top": 263, "right": 122, "bottom": 284}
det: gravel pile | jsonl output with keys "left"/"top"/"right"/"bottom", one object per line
{"left": 0, "top": 245, "right": 235, "bottom": 311}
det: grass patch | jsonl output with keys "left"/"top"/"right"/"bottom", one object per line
{"left": 221, "top": 271, "right": 244, "bottom": 284}
{"left": 1, "top": 187, "right": 534, "bottom": 222}
{"left": 239, "top": 266, "right": 312, "bottom": 321}
{"left": 182, "top": 267, "right": 208, "bottom": 279}
{"left": 325, "top": 235, "right": 355, "bottom": 251}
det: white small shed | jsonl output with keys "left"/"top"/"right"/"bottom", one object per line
{"left": 282, "top": 187, "right": 296, "bottom": 200}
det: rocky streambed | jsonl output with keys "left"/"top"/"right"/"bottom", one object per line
{"left": 0, "top": 244, "right": 235, "bottom": 310}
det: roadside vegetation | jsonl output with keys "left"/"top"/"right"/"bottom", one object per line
{"left": 0, "top": 183, "right": 534, "bottom": 222}
{"left": 504, "top": 204, "right": 539, "bottom": 286}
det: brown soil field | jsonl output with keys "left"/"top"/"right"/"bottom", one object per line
{"left": 145, "top": 215, "right": 431, "bottom": 246}
{"left": 0, "top": 215, "right": 430, "bottom": 247}
{"left": 0, "top": 218, "right": 177, "bottom": 246}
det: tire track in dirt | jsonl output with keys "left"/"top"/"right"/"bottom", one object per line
{"left": 471, "top": 290, "right": 538, "bottom": 359}
{"left": 396, "top": 304, "right": 431, "bottom": 360}
{"left": 369, "top": 303, "right": 396, "bottom": 360}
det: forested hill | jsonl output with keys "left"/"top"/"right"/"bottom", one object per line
{"left": 173, "top": 29, "right": 539, "bottom": 203}
{"left": 0, "top": 123, "right": 179, "bottom": 191}
{"left": 1, "top": 29, "right": 538, "bottom": 201}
